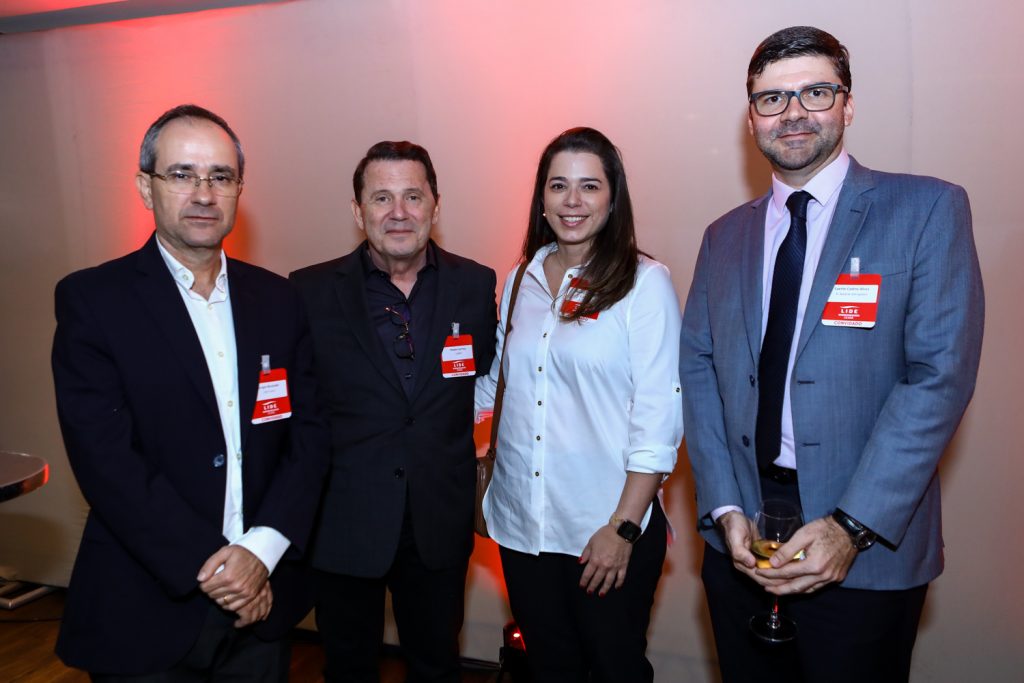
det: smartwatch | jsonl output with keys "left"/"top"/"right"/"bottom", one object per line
{"left": 831, "top": 508, "right": 877, "bottom": 551}
{"left": 610, "top": 516, "right": 642, "bottom": 544}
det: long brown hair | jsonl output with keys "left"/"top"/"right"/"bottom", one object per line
{"left": 523, "top": 127, "right": 640, "bottom": 321}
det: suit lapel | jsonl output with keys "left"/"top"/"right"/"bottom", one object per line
{"left": 229, "top": 261, "right": 259, "bottom": 451}
{"left": 133, "top": 235, "right": 219, "bottom": 418}
{"left": 333, "top": 252, "right": 405, "bottom": 395}
{"left": 411, "top": 244, "right": 458, "bottom": 401}
{"left": 742, "top": 196, "right": 770, "bottom": 366}
{"left": 794, "top": 158, "right": 875, "bottom": 361}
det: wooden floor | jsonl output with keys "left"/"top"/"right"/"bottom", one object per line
{"left": 0, "top": 590, "right": 502, "bottom": 682}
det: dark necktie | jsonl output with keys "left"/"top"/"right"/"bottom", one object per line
{"left": 756, "top": 190, "right": 812, "bottom": 472}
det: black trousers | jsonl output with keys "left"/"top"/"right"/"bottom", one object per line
{"left": 702, "top": 542, "right": 928, "bottom": 683}
{"left": 314, "top": 515, "right": 469, "bottom": 683}
{"left": 498, "top": 502, "right": 667, "bottom": 683}
{"left": 90, "top": 603, "right": 290, "bottom": 683}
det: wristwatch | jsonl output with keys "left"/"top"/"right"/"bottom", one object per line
{"left": 831, "top": 508, "right": 877, "bottom": 551}
{"left": 610, "top": 516, "right": 642, "bottom": 544}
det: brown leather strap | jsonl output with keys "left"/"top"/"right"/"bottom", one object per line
{"left": 487, "top": 262, "right": 528, "bottom": 457}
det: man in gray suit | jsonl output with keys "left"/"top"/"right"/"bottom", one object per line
{"left": 680, "top": 26, "right": 984, "bottom": 682}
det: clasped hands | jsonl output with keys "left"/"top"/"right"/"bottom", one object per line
{"left": 718, "top": 510, "right": 858, "bottom": 595}
{"left": 196, "top": 545, "right": 272, "bottom": 627}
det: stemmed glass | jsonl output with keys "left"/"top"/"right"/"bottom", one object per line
{"left": 749, "top": 498, "right": 803, "bottom": 643}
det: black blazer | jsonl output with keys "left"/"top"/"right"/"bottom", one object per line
{"left": 289, "top": 241, "right": 497, "bottom": 577}
{"left": 52, "top": 234, "right": 329, "bottom": 675}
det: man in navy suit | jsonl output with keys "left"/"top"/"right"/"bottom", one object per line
{"left": 680, "top": 27, "right": 984, "bottom": 682}
{"left": 52, "top": 104, "right": 329, "bottom": 681}
{"left": 289, "top": 141, "right": 496, "bottom": 682}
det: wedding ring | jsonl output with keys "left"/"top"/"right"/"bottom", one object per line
{"left": 222, "top": 595, "right": 230, "bottom": 604}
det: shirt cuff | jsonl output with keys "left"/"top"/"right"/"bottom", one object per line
{"left": 233, "top": 526, "right": 291, "bottom": 575}
{"left": 623, "top": 444, "right": 678, "bottom": 475}
{"left": 711, "top": 505, "right": 743, "bottom": 523}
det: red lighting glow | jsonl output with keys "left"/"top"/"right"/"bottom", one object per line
{"left": 0, "top": 1, "right": 107, "bottom": 18}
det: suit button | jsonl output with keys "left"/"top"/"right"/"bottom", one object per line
{"left": 742, "top": 436, "right": 750, "bottom": 447}
{"left": 405, "top": 417, "right": 415, "bottom": 425}
{"left": 749, "top": 375, "right": 756, "bottom": 387}
{"left": 394, "top": 467, "right": 405, "bottom": 478}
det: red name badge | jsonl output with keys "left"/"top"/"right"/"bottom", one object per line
{"left": 560, "top": 277, "right": 600, "bottom": 320}
{"left": 441, "top": 334, "right": 475, "bottom": 378}
{"left": 252, "top": 367, "right": 292, "bottom": 423}
{"left": 821, "top": 274, "right": 881, "bottom": 328}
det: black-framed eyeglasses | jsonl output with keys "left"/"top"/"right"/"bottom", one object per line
{"left": 385, "top": 304, "right": 415, "bottom": 360}
{"left": 749, "top": 83, "right": 850, "bottom": 117}
{"left": 147, "top": 170, "right": 244, "bottom": 197}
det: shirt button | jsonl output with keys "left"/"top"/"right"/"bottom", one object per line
{"left": 227, "top": 400, "right": 234, "bottom": 408}
{"left": 534, "top": 471, "right": 540, "bottom": 477}
{"left": 236, "top": 452, "right": 242, "bottom": 461}
{"left": 218, "top": 351, "right": 224, "bottom": 358}
{"left": 537, "top": 400, "right": 543, "bottom": 406}
{"left": 207, "top": 304, "right": 213, "bottom": 311}
{"left": 535, "top": 435, "right": 541, "bottom": 441}
{"left": 542, "top": 332, "right": 548, "bottom": 338}
{"left": 675, "top": 387, "right": 681, "bottom": 393}
{"left": 537, "top": 366, "right": 543, "bottom": 372}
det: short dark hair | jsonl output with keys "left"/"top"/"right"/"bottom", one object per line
{"left": 139, "top": 104, "right": 244, "bottom": 177}
{"left": 523, "top": 127, "right": 640, "bottom": 321}
{"left": 352, "top": 141, "right": 439, "bottom": 202}
{"left": 747, "top": 26, "right": 852, "bottom": 95}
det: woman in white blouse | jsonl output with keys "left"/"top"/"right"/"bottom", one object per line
{"left": 476, "top": 127, "right": 683, "bottom": 682}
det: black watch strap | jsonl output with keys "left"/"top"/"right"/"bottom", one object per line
{"left": 832, "top": 508, "right": 877, "bottom": 550}
{"left": 610, "top": 516, "right": 642, "bottom": 544}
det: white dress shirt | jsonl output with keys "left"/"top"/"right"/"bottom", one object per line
{"left": 156, "top": 237, "right": 289, "bottom": 574}
{"left": 476, "top": 244, "right": 683, "bottom": 556}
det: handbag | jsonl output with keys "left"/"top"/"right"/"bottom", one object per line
{"left": 475, "top": 262, "right": 528, "bottom": 538}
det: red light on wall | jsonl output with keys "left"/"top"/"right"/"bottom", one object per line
{"left": 0, "top": 1, "right": 105, "bottom": 18}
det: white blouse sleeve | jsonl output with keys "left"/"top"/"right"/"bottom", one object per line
{"left": 622, "top": 260, "right": 684, "bottom": 474}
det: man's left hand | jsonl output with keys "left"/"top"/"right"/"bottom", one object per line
{"left": 755, "top": 516, "right": 858, "bottom": 595}
{"left": 197, "top": 545, "right": 269, "bottom": 612}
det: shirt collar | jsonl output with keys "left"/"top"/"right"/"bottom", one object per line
{"left": 531, "top": 241, "right": 590, "bottom": 271}
{"left": 155, "top": 235, "right": 229, "bottom": 296}
{"left": 770, "top": 148, "right": 850, "bottom": 213}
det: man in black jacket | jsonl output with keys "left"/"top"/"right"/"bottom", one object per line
{"left": 290, "top": 140, "right": 497, "bottom": 683}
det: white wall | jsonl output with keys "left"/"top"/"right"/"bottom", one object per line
{"left": 1, "top": 1, "right": 1020, "bottom": 679}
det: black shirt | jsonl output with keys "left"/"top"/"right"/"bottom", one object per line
{"left": 360, "top": 242, "right": 438, "bottom": 397}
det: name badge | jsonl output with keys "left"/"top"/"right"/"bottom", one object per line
{"left": 441, "top": 324, "right": 475, "bottom": 378}
{"left": 821, "top": 274, "right": 881, "bottom": 328}
{"left": 252, "top": 362, "right": 292, "bottom": 424}
{"left": 560, "top": 277, "right": 600, "bottom": 320}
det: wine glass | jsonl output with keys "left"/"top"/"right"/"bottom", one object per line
{"left": 749, "top": 498, "right": 803, "bottom": 643}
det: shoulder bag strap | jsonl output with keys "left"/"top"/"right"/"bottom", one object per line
{"left": 487, "top": 262, "right": 528, "bottom": 457}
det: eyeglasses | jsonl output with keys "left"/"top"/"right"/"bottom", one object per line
{"left": 749, "top": 83, "right": 849, "bottom": 117}
{"left": 146, "top": 170, "right": 244, "bottom": 197}
{"left": 385, "top": 304, "right": 415, "bottom": 360}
